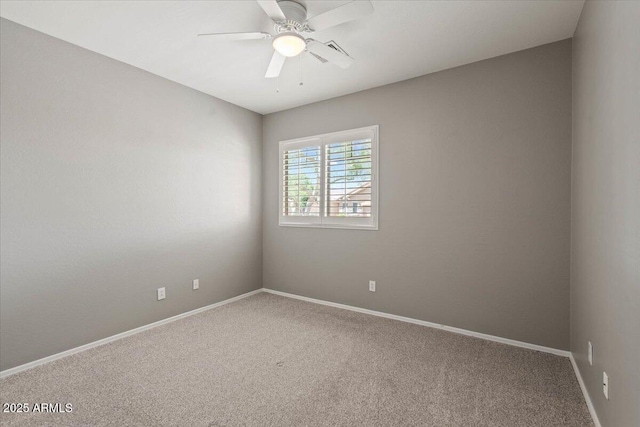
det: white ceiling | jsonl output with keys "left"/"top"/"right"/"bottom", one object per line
{"left": 0, "top": 0, "right": 584, "bottom": 114}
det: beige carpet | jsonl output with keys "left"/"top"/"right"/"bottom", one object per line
{"left": 1, "top": 293, "right": 593, "bottom": 426}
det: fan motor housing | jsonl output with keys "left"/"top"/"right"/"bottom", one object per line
{"left": 278, "top": 1, "right": 307, "bottom": 24}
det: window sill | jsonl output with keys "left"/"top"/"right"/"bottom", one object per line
{"left": 278, "top": 222, "right": 378, "bottom": 231}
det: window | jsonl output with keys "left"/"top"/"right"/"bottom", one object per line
{"left": 279, "top": 125, "right": 378, "bottom": 230}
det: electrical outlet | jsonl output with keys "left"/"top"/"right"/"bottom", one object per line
{"left": 603, "top": 372, "right": 609, "bottom": 399}
{"left": 157, "top": 287, "right": 166, "bottom": 301}
{"left": 192, "top": 279, "right": 199, "bottom": 290}
{"left": 588, "top": 341, "right": 593, "bottom": 365}
{"left": 369, "top": 280, "right": 376, "bottom": 292}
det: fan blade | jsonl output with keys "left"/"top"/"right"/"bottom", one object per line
{"left": 197, "top": 32, "right": 271, "bottom": 41}
{"left": 257, "top": 0, "right": 286, "bottom": 22}
{"left": 265, "top": 51, "right": 286, "bottom": 78}
{"left": 306, "top": 0, "right": 373, "bottom": 31}
{"left": 306, "top": 40, "right": 354, "bottom": 69}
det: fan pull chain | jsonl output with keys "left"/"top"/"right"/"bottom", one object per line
{"left": 299, "top": 55, "right": 304, "bottom": 86}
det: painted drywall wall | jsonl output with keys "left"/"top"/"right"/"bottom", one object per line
{"left": 0, "top": 19, "right": 263, "bottom": 371}
{"left": 263, "top": 40, "right": 572, "bottom": 350}
{"left": 570, "top": 2, "right": 640, "bottom": 426}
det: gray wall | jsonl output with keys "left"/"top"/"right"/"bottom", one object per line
{"left": 0, "top": 19, "right": 263, "bottom": 371}
{"left": 571, "top": 2, "right": 640, "bottom": 426}
{"left": 263, "top": 40, "right": 573, "bottom": 350}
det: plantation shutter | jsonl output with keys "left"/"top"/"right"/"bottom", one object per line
{"left": 325, "top": 138, "right": 372, "bottom": 218}
{"left": 282, "top": 145, "right": 321, "bottom": 217}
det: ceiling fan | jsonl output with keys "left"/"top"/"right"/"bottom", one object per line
{"left": 198, "top": 0, "right": 374, "bottom": 78}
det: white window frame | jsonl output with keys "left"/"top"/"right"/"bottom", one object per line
{"left": 278, "top": 125, "right": 379, "bottom": 230}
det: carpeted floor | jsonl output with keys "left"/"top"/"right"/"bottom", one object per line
{"left": 0, "top": 292, "right": 593, "bottom": 427}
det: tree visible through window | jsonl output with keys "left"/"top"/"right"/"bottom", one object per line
{"left": 282, "top": 147, "right": 320, "bottom": 216}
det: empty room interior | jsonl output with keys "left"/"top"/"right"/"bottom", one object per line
{"left": 0, "top": 0, "right": 638, "bottom": 426}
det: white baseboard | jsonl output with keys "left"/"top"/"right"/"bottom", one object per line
{"left": 2, "top": 286, "right": 598, "bottom": 427}
{"left": 0, "top": 288, "right": 263, "bottom": 379}
{"left": 569, "top": 353, "right": 602, "bottom": 427}
{"left": 262, "top": 288, "right": 571, "bottom": 358}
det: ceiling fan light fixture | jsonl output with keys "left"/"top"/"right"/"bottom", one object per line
{"left": 272, "top": 32, "right": 306, "bottom": 57}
